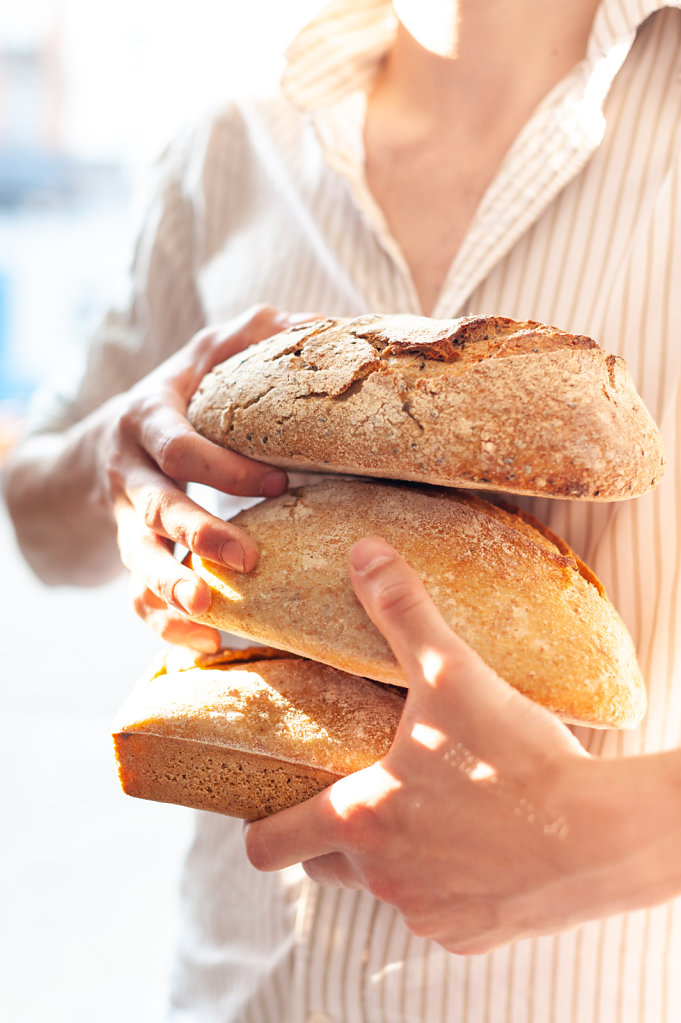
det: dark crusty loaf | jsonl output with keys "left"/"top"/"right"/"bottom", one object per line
{"left": 187, "top": 314, "right": 665, "bottom": 501}
{"left": 189, "top": 478, "right": 647, "bottom": 729}
{"left": 113, "top": 646, "right": 405, "bottom": 820}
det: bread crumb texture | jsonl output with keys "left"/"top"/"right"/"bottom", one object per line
{"left": 190, "top": 479, "right": 647, "bottom": 729}
{"left": 112, "top": 650, "right": 406, "bottom": 819}
{"left": 113, "top": 732, "right": 344, "bottom": 820}
{"left": 188, "top": 314, "right": 665, "bottom": 500}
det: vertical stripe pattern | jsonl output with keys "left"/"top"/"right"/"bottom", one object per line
{"left": 32, "top": 1, "right": 681, "bottom": 1021}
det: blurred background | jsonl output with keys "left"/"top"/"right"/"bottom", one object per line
{"left": 0, "top": 2, "right": 321, "bottom": 1020}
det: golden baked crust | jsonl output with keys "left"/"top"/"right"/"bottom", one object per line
{"left": 189, "top": 479, "right": 647, "bottom": 729}
{"left": 187, "top": 314, "right": 665, "bottom": 501}
{"left": 112, "top": 647, "right": 405, "bottom": 819}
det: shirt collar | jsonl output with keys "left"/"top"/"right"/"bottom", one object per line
{"left": 282, "top": 0, "right": 679, "bottom": 114}
{"left": 281, "top": 0, "right": 681, "bottom": 317}
{"left": 589, "top": 0, "right": 680, "bottom": 56}
{"left": 281, "top": 0, "right": 396, "bottom": 112}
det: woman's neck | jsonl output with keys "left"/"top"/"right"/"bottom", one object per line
{"left": 363, "top": 0, "right": 602, "bottom": 314}
{"left": 386, "top": 0, "right": 601, "bottom": 127}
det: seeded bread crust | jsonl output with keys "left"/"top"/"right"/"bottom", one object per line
{"left": 187, "top": 314, "right": 665, "bottom": 501}
{"left": 112, "top": 646, "right": 405, "bottom": 820}
{"left": 189, "top": 479, "right": 647, "bottom": 729}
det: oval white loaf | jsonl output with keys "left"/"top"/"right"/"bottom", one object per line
{"left": 189, "top": 479, "right": 647, "bottom": 729}
{"left": 187, "top": 314, "right": 665, "bottom": 501}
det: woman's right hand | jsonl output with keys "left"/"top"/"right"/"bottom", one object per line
{"left": 98, "top": 304, "right": 297, "bottom": 651}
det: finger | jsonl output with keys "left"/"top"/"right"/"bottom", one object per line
{"left": 302, "top": 853, "right": 362, "bottom": 889}
{"left": 115, "top": 500, "right": 215, "bottom": 617}
{"left": 187, "top": 306, "right": 319, "bottom": 382}
{"left": 403, "top": 900, "right": 511, "bottom": 956}
{"left": 348, "top": 536, "right": 471, "bottom": 687}
{"left": 244, "top": 787, "right": 339, "bottom": 872}
{"left": 349, "top": 539, "right": 587, "bottom": 764}
{"left": 245, "top": 760, "right": 398, "bottom": 872}
{"left": 122, "top": 459, "right": 260, "bottom": 571}
{"left": 135, "top": 402, "right": 288, "bottom": 498}
{"left": 201, "top": 305, "right": 295, "bottom": 360}
{"left": 129, "top": 577, "right": 221, "bottom": 652}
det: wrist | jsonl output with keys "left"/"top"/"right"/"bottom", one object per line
{"left": 555, "top": 748, "right": 681, "bottom": 918}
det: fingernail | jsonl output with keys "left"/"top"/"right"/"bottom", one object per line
{"left": 188, "top": 631, "right": 220, "bottom": 653}
{"left": 349, "top": 537, "right": 396, "bottom": 574}
{"left": 219, "top": 540, "right": 245, "bottom": 571}
{"left": 175, "top": 580, "right": 198, "bottom": 614}
{"left": 261, "top": 471, "right": 287, "bottom": 498}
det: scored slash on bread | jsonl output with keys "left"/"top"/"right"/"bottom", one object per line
{"left": 188, "top": 314, "right": 665, "bottom": 501}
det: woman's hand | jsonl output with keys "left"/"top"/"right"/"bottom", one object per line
{"left": 101, "top": 304, "right": 297, "bottom": 650}
{"left": 4, "top": 303, "right": 311, "bottom": 647}
{"left": 244, "top": 537, "right": 681, "bottom": 953}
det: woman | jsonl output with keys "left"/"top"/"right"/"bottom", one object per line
{"left": 6, "top": 1, "right": 681, "bottom": 1019}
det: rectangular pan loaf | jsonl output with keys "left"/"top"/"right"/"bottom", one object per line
{"left": 112, "top": 647, "right": 405, "bottom": 820}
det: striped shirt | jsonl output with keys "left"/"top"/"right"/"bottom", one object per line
{"left": 38, "top": 0, "right": 681, "bottom": 1020}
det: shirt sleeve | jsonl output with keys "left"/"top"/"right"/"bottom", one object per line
{"left": 27, "top": 129, "right": 208, "bottom": 434}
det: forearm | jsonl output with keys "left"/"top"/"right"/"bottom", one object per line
{"left": 3, "top": 402, "right": 123, "bottom": 586}
{"left": 4, "top": 308, "right": 294, "bottom": 607}
{"left": 558, "top": 746, "right": 681, "bottom": 921}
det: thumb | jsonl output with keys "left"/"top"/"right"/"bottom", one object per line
{"left": 349, "top": 536, "right": 467, "bottom": 688}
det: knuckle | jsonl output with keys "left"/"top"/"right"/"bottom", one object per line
{"left": 374, "top": 870, "right": 424, "bottom": 915}
{"left": 405, "top": 914, "right": 435, "bottom": 940}
{"left": 191, "top": 325, "right": 218, "bottom": 347}
{"left": 139, "top": 487, "right": 164, "bottom": 532}
{"left": 245, "top": 303, "right": 284, "bottom": 341}
{"left": 438, "top": 902, "right": 501, "bottom": 956}
{"left": 119, "top": 396, "right": 157, "bottom": 440}
{"left": 155, "top": 431, "right": 189, "bottom": 479}
{"left": 365, "top": 869, "right": 402, "bottom": 907}
{"left": 189, "top": 326, "right": 220, "bottom": 362}
{"left": 302, "top": 855, "right": 344, "bottom": 887}
{"left": 248, "top": 302, "right": 277, "bottom": 327}
{"left": 223, "top": 462, "right": 260, "bottom": 496}
{"left": 115, "top": 404, "right": 137, "bottom": 437}
{"left": 163, "top": 577, "right": 184, "bottom": 613}
{"left": 190, "top": 307, "right": 287, "bottom": 377}
{"left": 338, "top": 801, "right": 381, "bottom": 849}
{"left": 420, "top": 649, "right": 463, "bottom": 692}
{"left": 374, "top": 576, "right": 426, "bottom": 620}
{"left": 185, "top": 518, "right": 214, "bottom": 554}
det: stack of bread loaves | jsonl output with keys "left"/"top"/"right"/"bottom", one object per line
{"left": 113, "top": 315, "right": 665, "bottom": 819}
